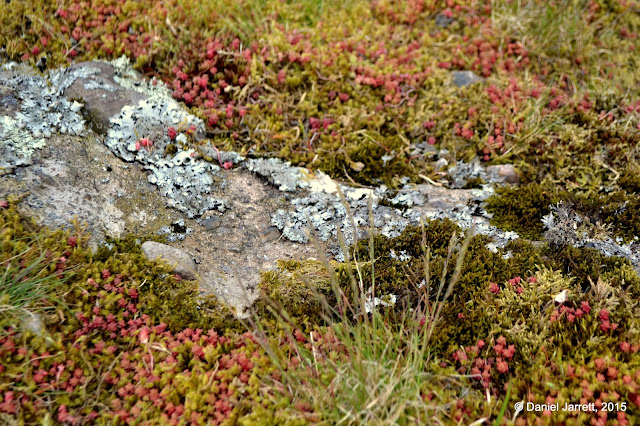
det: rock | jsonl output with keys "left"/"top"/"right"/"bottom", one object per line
{"left": 63, "top": 62, "right": 147, "bottom": 134}
{"left": 486, "top": 164, "right": 519, "bottom": 184}
{"left": 435, "top": 13, "right": 455, "bottom": 28}
{"left": 260, "top": 226, "right": 281, "bottom": 243}
{"left": 201, "top": 216, "right": 221, "bottom": 231}
{"left": 448, "top": 159, "right": 485, "bottom": 188}
{"left": 452, "top": 70, "right": 484, "bottom": 88}
{"left": 21, "top": 311, "right": 45, "bottom": 337}
{"left": 434, "top": 157, "right": 449, "bottom": 171}
{"left": 141, "top": 241, "right": 198, "bottom": 280}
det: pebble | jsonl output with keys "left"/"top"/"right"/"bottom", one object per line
{"left": 141, "top": 241, "right": 198, "bottom": 280}
{"left": 486, "top": 164, "right": 519, "bottom": 184}
{"left": 452, "top": 70, "right": 484, "bottom": 88}
{"left": 201, "top": 216, "right": 221, "bottom": 231}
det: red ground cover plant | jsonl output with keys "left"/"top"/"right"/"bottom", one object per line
{"left": 3, "top": 0, "right": 639, "bottom": 186}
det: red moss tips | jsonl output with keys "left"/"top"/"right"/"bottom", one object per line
{"left": 0, "top": 201, "right": 8, "bottom": 208}
{"left": 135, "top": 137, "right": 153, "bottom": 151}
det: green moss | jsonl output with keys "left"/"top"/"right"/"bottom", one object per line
{"left": 485, "top": 183, "right": 557, "bottom": 240}
{"left": 462, "top": 176, "right": 485, "bottom": 189}
{"left": 256, "top": 259, "right": 334, "bottom": 326}
{"left": 619, "top": 162, "right": 640, "bottom": 194}
{"left": 164, "top": 144, "right": 178, "bottom": 157}
{"left": 91, "top": 233, "right": 167, "bottom": 262}
{"left": 544, "top": 244, "right": 638, "bottom": 294}
{"left": 257, "top": 214, "right": 639, "bottom": 355}
{"left": 485, "top": 180, "right": 640, "bottom": 243}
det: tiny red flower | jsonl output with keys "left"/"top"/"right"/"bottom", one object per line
{"left": 581, "top": 301, "right": 591, "bottom": 314}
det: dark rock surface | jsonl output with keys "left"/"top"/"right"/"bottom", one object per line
{"left": 63, "top": 61, "right": 147, "bottom": 134}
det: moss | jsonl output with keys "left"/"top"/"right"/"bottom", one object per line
{"left": 257, "top": 214, "right": 640, "bottom": 355}
{"left": 462, "top": 176, "right": 485, "bottom": 189}
{"left": 486, "top": 180, "right": 640, "bottom": 243}
{"left": 484, "top": 182, "right": 557, "bottom": 240}
{"left": 619, "top": 162, "right": 640, "bottom": 194}
{"left": 3, "top": 0, "right": 639, "bottom": 189}
{"left": 91, "top": 233, "right": 167, "bottom": 262}
{"left": 544, "top": 244, "right": 638, "bottom": 293}
{"left": 164, "top": 143, "right": 178, "bottom": 157}
{"left": 256, "top": 259, "right": 335, "bottom": 326}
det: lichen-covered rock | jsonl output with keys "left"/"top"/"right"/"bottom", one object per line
{"left": 141, "top": 241, "right": 197, "bottom": 280}
{"left": 87, "top": 58, "right": 227, "bottom": 218}
{"left": 0, "top": 64, "right": 85, "bottom": 175}
{"left": 448, "top": 159, "right": 486, "bottom": 188}
{"left": 62, "top": 61, "right": 147, "bottom": 134}
{"left": 244, "top": 157, "right": 306, "bottom": 192}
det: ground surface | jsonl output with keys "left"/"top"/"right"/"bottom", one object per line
{"left": 1, "top": 0, "right": 640, "bottom": 424}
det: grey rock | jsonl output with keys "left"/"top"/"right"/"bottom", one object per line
{"left": 0, "top": 66, "right": 85, "bottom": 176}
{"left": 201, "top": 216, "right": 222, "bottom": 231}
{"left": 435, "top": 13, "right": 455, "bottom": 28}
{"left": 244, "top": 157, "right": 306, "bottom": 192}
{"left": 409, "top": 141, "right": 438, "bottom": 159}
{"left": 141, "top": 241, "right": 197, "bottom": 280}
{"left": 448, "top": 159, "right": 485, "bottom": 188}
{"left": 486, "top": 164, "right": 519, "bottom": 184}
{"left": 434, "top": 157, "right": 449, "bottom": 171}
{"left": 157, "top": 218, "right": 193, "bottom": 242}
{"left": 62, "top": 61, "right": 147, "bottom": 134}
{"left": 452, "top": 70, "right": 484, "bottom": 88}
{"left": 260, "top": 226, "right": 281, "bottom": 243}
{"left": 101, "top": 60, "right": 222, "bottom": 218}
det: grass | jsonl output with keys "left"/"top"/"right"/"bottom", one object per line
{"left": 0, "top": 243, "right": 70, "bottom": 337}
{"left": 248, "top": 197, "right": 481, "bottom": 424}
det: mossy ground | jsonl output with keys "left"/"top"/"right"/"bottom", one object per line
{"left": 0, "top": 201, "right": 640, "bottom": 424}
{"left": 2, "top": 0, "right": 640, "bottom": 423}
{"left": 1, "top": 0, "right": 639, "bottom": 188}
{"left": 2, "top": 191, "right": 640, "bottom": 423}
{"left": 257, "top": 218, "right": 640, "bottom": 424}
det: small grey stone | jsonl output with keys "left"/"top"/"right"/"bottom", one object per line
{"left": 260, "top": 226, "right": 281, "bottom": 243}
{"left": 452, "top": 71, "right": 484, "bottom": 88}
{"left": 486, "top": 164, "right": 519, "bottom": 184}
{"left": 434, "top": 157, "right": 449, "bottom": 171}
{"left": 435, "top": 13, "right": 455, "bottom": 28}
{"left": 141, "top": 241, "right": 197, "bottom": 280}
{"left": 201, "top": 216, "right": 221, "bottom": 231}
